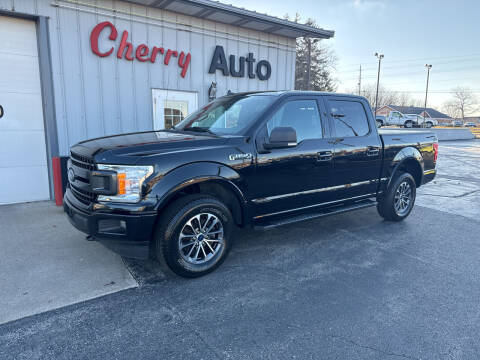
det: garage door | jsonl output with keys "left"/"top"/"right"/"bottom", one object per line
{"left": 0, "top": 16, "right": 49, "bottom": 204}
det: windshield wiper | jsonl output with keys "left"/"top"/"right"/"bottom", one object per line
{"left": 184, "top": 127, "right": 217, "bottom": 135}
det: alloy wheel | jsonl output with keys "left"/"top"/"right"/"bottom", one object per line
{"left": 394, "top": 181, "right": 413, "bottom": 216}
{"left": 178, "top": 213, "right": 224, "bottom": 265}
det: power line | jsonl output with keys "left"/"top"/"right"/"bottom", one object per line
{"left": 339, "top": 56, "right": 480, "bottom": 73}
{"left": 338, "top": 52, "right": 480, "bottom": 69}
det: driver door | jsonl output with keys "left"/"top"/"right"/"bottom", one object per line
{"left": 251, "top": 97, "right": 335, "bottom": 218}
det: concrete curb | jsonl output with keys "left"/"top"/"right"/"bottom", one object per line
{"left": 382, "top": 128, "right": 475, "bottom": 141}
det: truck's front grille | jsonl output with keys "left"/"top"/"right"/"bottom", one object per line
{"left": 71, "top": 184, "right": 96, "bottom": 205}
{"left": 70, "top": 151, "right": 95, "bottom": 170}
{"left": 69, "top": 151, "right": 96, "bottom": 205}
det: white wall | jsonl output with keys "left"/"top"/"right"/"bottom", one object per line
{"left": 0, "top": 0, "right": 296, "bottom": 155}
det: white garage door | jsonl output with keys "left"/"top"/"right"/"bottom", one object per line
{"left": 0, "top": 16, "right": 49, "bottom": 204}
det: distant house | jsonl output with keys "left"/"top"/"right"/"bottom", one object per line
{"left": 376, "top": 105, "right": 452, "bottom": 124}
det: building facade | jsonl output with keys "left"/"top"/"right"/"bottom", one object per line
{"left": 0, "top": 0, "right": 333, "bottom": 204}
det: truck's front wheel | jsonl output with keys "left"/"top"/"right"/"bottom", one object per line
{"left": 154, "top": 194, "right": 233, "bottom": 278}
{"left": 377, "top": 172, "right": 416, "bottom": 221}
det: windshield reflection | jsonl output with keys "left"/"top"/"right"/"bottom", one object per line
{"left": 175, "top": 94, "right": 275, "bottom": 135}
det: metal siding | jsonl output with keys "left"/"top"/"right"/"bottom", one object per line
{"left": 4, "top": 0, "right": 296, "bottom": 155}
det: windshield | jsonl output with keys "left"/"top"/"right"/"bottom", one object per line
{"left": 174, "top": 94, "right": 275, "bottom": 135}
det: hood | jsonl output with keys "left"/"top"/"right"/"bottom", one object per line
{"left": 70, "top": 130, "right": 230, "bottom": 160}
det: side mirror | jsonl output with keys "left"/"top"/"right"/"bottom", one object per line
{"left": 264, "top": 126, "right": 297, "bottom": 149}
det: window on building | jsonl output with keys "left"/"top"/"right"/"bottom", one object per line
{"left": 164, "top": 100, "right": 188, "bottom": 129}
{"left": 328, "top": 100, "right": 370, "bottom": 138}
{"left": 266, "top": 100, "right": 322, "bottom": 143}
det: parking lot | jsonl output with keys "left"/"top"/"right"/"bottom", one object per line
{"left": 1, "top": 139, "right": 479, "bottom": 359}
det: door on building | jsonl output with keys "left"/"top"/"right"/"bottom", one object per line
{"left": 0, "top": 16, "right": 49, "bottom": 204}
{"left": 152, "top": 89, "right": 198, "bottom": 130}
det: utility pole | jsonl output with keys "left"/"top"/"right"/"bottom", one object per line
{"left": 374, "top": 53, "right": 384, "bottom": 116}
{"left": 423, "top": 64, "right": 432, "bottom": 128}
{"left": 358, "top": 65, "right": 362, "bottom": 95}
{"left": 306, "top": 38, "right": 311, "bottom": 91}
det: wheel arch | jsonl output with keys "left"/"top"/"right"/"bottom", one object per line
{"left": 150, "top": 162, "right": 247, "bottom": 227}
{"left": 388, "top": 147, "right": 424, "bottom": 188}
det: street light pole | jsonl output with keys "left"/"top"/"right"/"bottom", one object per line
{"left": 374, "top": 53, "right": 384, "bottom": 116}
{"left": 423, "top": 64, "right": 432, "bottom": 128}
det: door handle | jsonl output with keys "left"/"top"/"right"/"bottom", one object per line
{"left": 367, "top": 148, "right": 379, "bottom": 157}
{"left": 317, "top": 151, "right": 333, "bottom": 162}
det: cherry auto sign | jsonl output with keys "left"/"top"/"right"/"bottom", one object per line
{"left": 90, "top": 21, "right": 191, "bottom": 77}
{"left": 90, "top": 21, "right": 272, "bottom": 81}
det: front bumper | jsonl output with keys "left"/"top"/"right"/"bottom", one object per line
{"left": 63, "top": 188, "right": 157, "bottom": 259}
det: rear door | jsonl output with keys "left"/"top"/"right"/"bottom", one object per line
{"left": 324, "top": 96, "right": 382, "bottom": 200}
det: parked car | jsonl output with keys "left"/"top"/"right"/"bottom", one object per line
{"left": 403, "top": 114, "right": 437, "bottom": 128}
{"left": 464, "top": 122, "right": 477, "bottom": 127}
{"left": 64, "top": 91, "right": 438, "bottom": 278}
{"left": 452, "top": 120, "right": 463, "bottom": 127}
{"left": 383, "top": 111, "right": 418, "bottom": 128}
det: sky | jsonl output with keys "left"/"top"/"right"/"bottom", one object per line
{"left": 226, "top": 0, "right": 480, "bottom": 114}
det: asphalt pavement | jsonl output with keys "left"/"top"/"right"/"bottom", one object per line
{"left": 0, "top": 139, "right": 479, "bottom": 360}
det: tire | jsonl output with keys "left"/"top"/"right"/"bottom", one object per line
{"left": 376, "top": 120, "right": 383, "bottom": 128}
{"left": 404, "top": 120, "right": 413, "bottom": 128}
{"left": 426, "top": 122, "right": 433, "bottom": 128}
{"left": 153, "top": 194, "right": 234, "bottom": 278}
{"left": 377, "top": 172, "right": 416, "bottom": 222}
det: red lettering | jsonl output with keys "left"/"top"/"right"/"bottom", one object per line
{"left": 117, "top": 30, "right": 134, "bottom": 61}
{"left": 164, "top": 49, "right": 178, "bottom": 65}
{"left": 150, "top": 46, "right": 164, "bottom": 63}
{"left": 178, "top": 52, "right": 191, "bottom": 78}
{"left": 90, "top": 21, "right": 117, "bottom": 57}
{"left": 135, "top": 44, "right": 149, "bottom": 62}
{"left": 90, "top": 22, "right": 192, "bottom": 78}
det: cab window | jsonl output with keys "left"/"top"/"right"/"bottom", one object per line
{"left": 266, "top": 100, "right": 323, "bottom": 143}
{"left": 328, "top": 100, "right": 370, "bottom": 138}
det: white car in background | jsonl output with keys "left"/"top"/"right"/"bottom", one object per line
{"left": 383, "top": 111, "right": 436, "bottom": 128}
{"left": 403, "top": 114, "right": 437, "bottom": 128}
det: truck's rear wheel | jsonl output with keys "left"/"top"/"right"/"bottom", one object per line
{"left": 377, "top": 172, "right": 416, "bottom": 221}
{"left": 154, "top": 194, "right": 233, "bottom": 278}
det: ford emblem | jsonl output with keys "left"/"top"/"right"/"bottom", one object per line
{"left": 68, "top": 168, "right": 75, "bottom": 183}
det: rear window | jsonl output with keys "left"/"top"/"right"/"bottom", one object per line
{"left": 328, "top": 100, "right": 370, "bottom": 138}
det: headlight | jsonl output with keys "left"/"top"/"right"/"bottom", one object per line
{"left": 97, "top": 164, "right": 153, "bottom": 203}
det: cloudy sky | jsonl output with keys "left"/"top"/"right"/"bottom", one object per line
{"left": 227, "top": 0, "right": 480, "bottom": 113}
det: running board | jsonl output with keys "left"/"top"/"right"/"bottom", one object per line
{"left": 254, "top": 199, "right": 377, "bottom": 230}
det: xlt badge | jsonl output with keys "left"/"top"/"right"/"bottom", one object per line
{"left": 229, "top": 153, "right": 253, "bottom": 161}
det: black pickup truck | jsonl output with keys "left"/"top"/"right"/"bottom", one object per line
{"left": 64, "top": 91, "right": 438, "bottom": 277}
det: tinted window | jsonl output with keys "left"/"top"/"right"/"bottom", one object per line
{"left": 267, "top": 100, "right": 322, "bottom": 142}
{"left": 328, "top": 100, "right": 370, "bottom": 137}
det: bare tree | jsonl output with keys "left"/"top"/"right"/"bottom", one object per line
{"left": 396, "top": 92, "right": 423, "bottom": 107}
{"left": 346, "top": 84, "right": 422, "bottom": 109}
{"left": 289, "top": 14, "right": 338, "bottom": 92}
{"left": 346, "top": 83, "right": 398, "bottom": 108}
{"left": 450, "top": 86, "right": 478, "bottom": 120}
{"left": 442, "top": 101, "right": 460, "bottom": 119}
